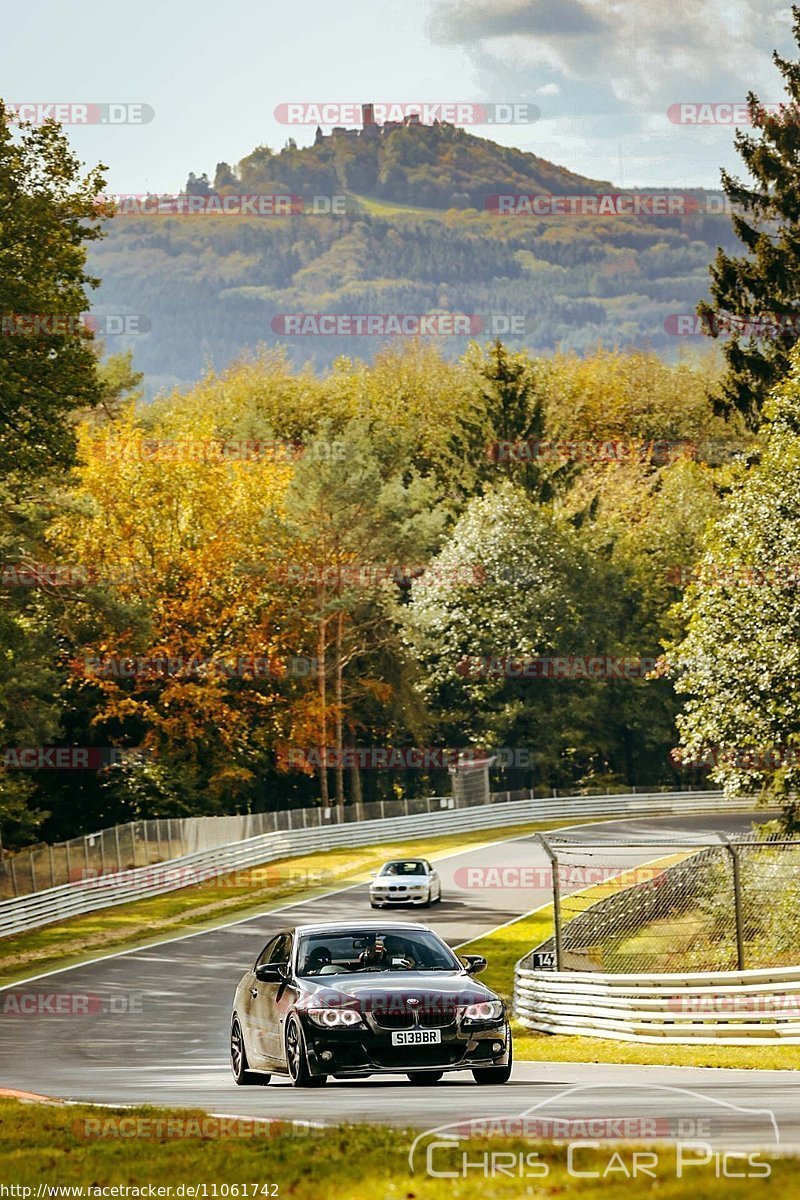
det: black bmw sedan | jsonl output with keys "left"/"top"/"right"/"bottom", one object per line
{"left": 230, "top": 920, "right": 512, "bottom": 1087}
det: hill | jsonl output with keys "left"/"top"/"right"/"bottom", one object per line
{"left": 87, "top": 121, "right": 737, "bottom": 392}
{"left": 204, "top": 117, "right": 613, "bottom": 210}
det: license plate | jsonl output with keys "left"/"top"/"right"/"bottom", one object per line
{"left": 391, "top": 1029, "right": 441, "bottom": 1046}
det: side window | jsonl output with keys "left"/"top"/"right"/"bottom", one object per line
{"left": 424, "top": 861, "right": 432, "bottom": 873}
{"left": 255, "top": 936, "right": 280, "bottom": 968}
{"left": 268, "top": 933, "right": 292, "bottom": 964}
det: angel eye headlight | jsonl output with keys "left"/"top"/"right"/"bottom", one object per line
{"left": 462, "top": 1000, "right": 503, "bottom": 1022}
{"left": 307, "top": 1008, "right": 363, "bottom": 1028}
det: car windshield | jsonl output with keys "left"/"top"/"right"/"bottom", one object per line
{"left": 379, "top": 860, "right": 426, "bottom": 876}
{"left": 295, "top": 929, "right": 460, "bottom": 975}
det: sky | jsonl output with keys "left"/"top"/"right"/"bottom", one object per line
{"left": 1, "top": 0, "right": 797, "bottom": 192}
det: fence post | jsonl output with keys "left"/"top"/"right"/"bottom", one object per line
{"left": 29, "top": 853, "right": 36, "bottom": 892}
{"left": 65, "top": 839, "right": 71, "bottom": 883}
{"left": 720, "top": 834, "right": 745, "bottom": 971}
{"left": 49, "top": 844, "right": 56, "bottom": 888}
{"left": 114, "top": 824, "right": 122, "bottom": 873}
{"left": 538, "top": 834, "right": 563, "bottom": 971}
{"left": 10, "top": 856, "right": 18, "bottom": 897}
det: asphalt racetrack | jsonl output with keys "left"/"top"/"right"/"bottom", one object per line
{"left": 2, "top": 810, "right": 798, "bottom": 1152}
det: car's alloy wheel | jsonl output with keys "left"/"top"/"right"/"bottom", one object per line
{"left": 231, "top": 1018, "right": 267, "bottom": 1086}
{"left": 286, "top": 1016, "right": 326, "bottom": 1087}
{"left": 472, "top": 1034, "right": 513, "bottom": 1085}
{"left": 407, "top": 1070, "right": 444, "bottom": 1084}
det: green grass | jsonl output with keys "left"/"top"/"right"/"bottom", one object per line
{"left": 606, "top": 909, "right": 715, "bottom": 972}
{"left": 0, "top": 819, "right": 569, "bottom": 988}
{"left": 348, "top": 191, "right": 449, "bottom": 217}
{"left": 511, "top": 1028, "right": 800, "bottom": 1071}
{"left": 0, "top": 1097, "right": 792, "bottom": 1195}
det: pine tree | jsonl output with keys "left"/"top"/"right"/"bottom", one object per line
{"left": 699, "top": 5, "right": 800, "bottom": 427}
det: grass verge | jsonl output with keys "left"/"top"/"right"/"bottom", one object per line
{"left": 0, "top": 819, "right": 567, "bottom": 988}
{"left": 511, "top": 1029, "right": 800, "bottom": 1071}
{"left": 0, "top": 1097, "right": 791, "bottom": 1195}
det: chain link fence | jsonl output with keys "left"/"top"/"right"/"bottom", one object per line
{"left": 524, "top": 830, "right": 800, "bottom": 974}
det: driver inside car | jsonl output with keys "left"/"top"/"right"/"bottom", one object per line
{"left": 302, "top": 945, "right": 333, "bottom": 974}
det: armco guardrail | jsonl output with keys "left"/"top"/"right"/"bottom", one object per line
{"left": 0, "top": 789, "right": 739, "bottom": 938}
{"left": 514, "top": 963, "right": 800, "bottom": 1044}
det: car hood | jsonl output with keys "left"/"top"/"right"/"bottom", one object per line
{"left": 297, "top": 971, "right": 498, "bottom": 1007}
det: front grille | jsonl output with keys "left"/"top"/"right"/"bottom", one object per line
{"left": 419, "top": 1005, "right": 457, "bottom": 1028}
{"left": 372, "top": 1009, "right": 414, "bottom": 1029}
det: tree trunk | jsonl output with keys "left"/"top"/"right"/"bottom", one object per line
{"left": 316, "top": 606, "right": 329, "bottom": 808}
{"left": 349, "top": 727, "right": 364, "bottom": 820}
{"left": 334, "top": 609, "right": 345, "bottom": 819}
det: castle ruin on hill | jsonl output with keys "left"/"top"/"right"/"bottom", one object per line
{"left": 314, "top": 103, "right": 426, "bottom": 146}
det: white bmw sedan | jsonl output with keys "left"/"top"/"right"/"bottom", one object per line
{"left": 369, "top": 858, "right": 442, "bottom": 908}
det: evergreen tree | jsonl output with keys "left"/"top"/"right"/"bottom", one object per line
{"left": 699, "top": 5, "right": 800, "bottom": 427}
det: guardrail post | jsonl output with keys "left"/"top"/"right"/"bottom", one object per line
{"left": 720, "top": 834, "right": 745, "bottom": 970}
{"left": 538, "top": 834, "right": 563, "bottom": 971}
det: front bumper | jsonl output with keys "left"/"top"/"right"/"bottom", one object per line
{"left": 300, "top": 1016, "right": 510, "bottom": 1077}
{"left": 370, "top": 892, "right": 428, "bottom": 907}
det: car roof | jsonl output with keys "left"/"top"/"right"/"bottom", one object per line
{"left": 291, "top": 919, "right": 433, "bottom": 935}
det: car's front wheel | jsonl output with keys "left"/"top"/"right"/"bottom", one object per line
{"left": 286, "top": 1016, "right": 327, "bottom": 1088}
{"left": 407, "top": 1070, "right": 443, "bottom": 1084}
{"left": 231, "top": 1018, "right": 267, "bottom": 1086}
{"left": 472, "top": 1036, "right": 513, "bottom": 1085}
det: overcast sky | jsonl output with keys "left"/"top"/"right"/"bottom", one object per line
{"left": 2, "top": 0, "right": 797, "bottom": 192}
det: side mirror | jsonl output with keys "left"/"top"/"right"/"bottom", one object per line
{"left": 462, "top": 954, "right": 487, "bottom": 976}
{"left": 255, "top": 962, "right": 288, "bottom": 983}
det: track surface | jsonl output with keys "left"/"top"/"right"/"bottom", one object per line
{"left": 2, "top": 810, "right": 798, "bottom": 1152}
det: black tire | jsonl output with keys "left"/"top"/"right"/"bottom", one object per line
{"left": 407, "top": 1071, "right": 444, "bottom": 1084}
{"left": 231, "top": 1018, "right": 267, "bottom": 1086}
{"left": 472, "top": 1035, "right": 513, "bottom": 1085}
{"left": 286, "top": 1016, "right": 327, "bottom": 1088}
